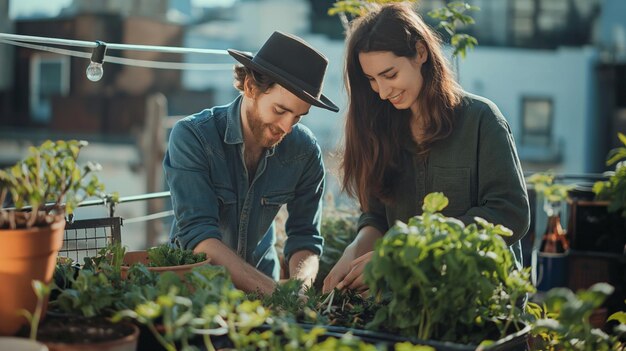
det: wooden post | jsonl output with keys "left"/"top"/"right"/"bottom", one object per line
{"left": 141, "top": 93, "right": 167, "bottom": 246}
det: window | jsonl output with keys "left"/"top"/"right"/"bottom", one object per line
{"left": 30, "top": 54, "right": 70, "bottom": 123}
{"left": 521, "top": 97, "right": 553, "bottom": 146}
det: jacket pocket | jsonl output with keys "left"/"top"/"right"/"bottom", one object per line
{"left": 431, "top": 166, "right": 471, "bottom": 215}
{"left": 260, "top": 192, "right": 295, "bottom": 207}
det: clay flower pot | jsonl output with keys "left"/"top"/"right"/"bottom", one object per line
{"left": 0, "top": 218, "right": 65, "bottom": 336}
{"left": 37, "top": 316, "right": 139, "bottom": 351}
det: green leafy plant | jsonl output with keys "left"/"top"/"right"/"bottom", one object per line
{"left": 528, "top": 283, "right": 626, "bottom": 351}
{"left": 594, "top": 132, "right": 626, "bottom": 217}
{"left": 427, "top": 1, "right": 479, "bottom": 58}
{"left": 365, "top": 192, "right": 535, "bottom": 344}
{"left": 0, "top": 140, "right": 105, "bottom": 229}
{"left": 20, "top": 280, "right": 51, "bottom": 340}
{"left": 328, "top": 0, "right": 478, "bottom": 58}
{"left": 147, "top": 244, "right": 208, "bottom": 267}
{"left": 527, "top": 172, "right": 574, "bottom": 203}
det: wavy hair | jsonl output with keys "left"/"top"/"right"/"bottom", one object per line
{"left": 341, "top": 3, "right": 463, "bottom": 211}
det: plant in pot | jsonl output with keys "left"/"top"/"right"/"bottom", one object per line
{"left": 526, "top": 282, "right": 626, "bottom": 350}
{"left": 120, "top": 243, "right": 210, "bottom": 279}
{"left": 52, "top": 244, "right": 216, "bottom": 351}
{"left": 363, "top": 192, "right": 535, "bottom": 349}
{"left": 0, "top": 140, "right": 104, "bottom": 336}
{"left": 26, "top": 276, "right": 139, "bottom": 351}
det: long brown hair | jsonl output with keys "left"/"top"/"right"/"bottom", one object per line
{"left": 341, "top": 3, "right": 463, "bottom": 211}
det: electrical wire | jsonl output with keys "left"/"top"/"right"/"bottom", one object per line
{"left": 0, "top": 32, "right": 237, "bottom": 55}
{"left": 0, "top": 38, "right": 235, "bottom": 71}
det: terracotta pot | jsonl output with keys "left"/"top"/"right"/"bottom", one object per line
{"left": 0, "top": 219, "right": 65, "bottom": 336}
{"left": 40, "top": 319, "right": 139, "bottom": 351}
{"left": 120, "top": 250, "right": 211, "bottom": 280}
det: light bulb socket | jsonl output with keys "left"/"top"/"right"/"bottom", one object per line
{"left": 90, "top": 41, "right": 107, "bottom": 64}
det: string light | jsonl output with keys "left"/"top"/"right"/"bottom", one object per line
{"left": 0, "top": 33, "right": 244, "bottom": 74}
{"left": 86, "top": 41, "right": 107, "bottom": 82}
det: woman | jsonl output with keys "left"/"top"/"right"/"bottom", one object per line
{"left": 322, "top": 3, "right": 530, "bottom": 294}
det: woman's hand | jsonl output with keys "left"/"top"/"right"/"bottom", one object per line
{"left": 336, "top": 251, "right": 373, "bottom": 294}
{"left": 322, "top": 247, "right": 356, "bottom": 293}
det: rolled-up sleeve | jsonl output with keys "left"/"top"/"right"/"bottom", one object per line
{"left": 457, "top": 104, "right": 530, "bottom": 245}
{"left": 283, "top": 142, "right": 325, "bottom": 262}
{"left": 163, "top": 120, "right": 222, "bottom": 250}
{"left": 357, "top": 195, "right": 389, "bottom": 234}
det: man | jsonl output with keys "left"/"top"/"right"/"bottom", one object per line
{"left": 164, "top": 31, "right": 339, "bottom": 294}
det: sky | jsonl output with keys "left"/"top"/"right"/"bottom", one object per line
{"left": 8, "top": 0, "right": 236, "bottom": 19}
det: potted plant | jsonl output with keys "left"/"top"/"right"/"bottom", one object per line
{"left": 363, "top": 193, "right": 534, "bottom": 349}
{"left": 0, "top": 140, "right": 104, "bottom": 336}
{"left": 25, "top": 279, "right": 139, "bottom": 351}
{"left": 527, "top": 282, "right": 626, "bottom": 350}
{"left": 120, "top": 243, "right": 210, "bottom": 279}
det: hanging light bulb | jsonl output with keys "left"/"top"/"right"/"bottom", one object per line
{"left": 86, "top": 41, "right": 107, "bottom": 82}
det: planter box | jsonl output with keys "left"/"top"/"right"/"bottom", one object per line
{"left": 290, "top": 324, "right": 530, "bottom": 351}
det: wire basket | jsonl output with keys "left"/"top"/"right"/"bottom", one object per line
{"left": 60, "top": 217, "right": 123, "bottom": 263}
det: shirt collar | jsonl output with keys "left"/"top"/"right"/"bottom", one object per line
{"left": 224, "top": 95, "right": 244, "bottom": 145}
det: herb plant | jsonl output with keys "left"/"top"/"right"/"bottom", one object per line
{"left": 147, "top": 244, "right": 208, "bottom": 267}
{"left": 365, "top": 192, "right": 534, "bottom": 344}
{"left": 528, "top": 283, "right": 626, "bottom": 351}
{"left": 0, "top": 140, "right": 104, "bottom": 229}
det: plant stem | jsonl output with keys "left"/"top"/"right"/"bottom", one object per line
{"left": 28, "top": 294, "right": 44, "bottom": 340}
{"left": 147, "top": 323, "right": 176, "bottom": 351}
{"left": 203, "top": 334, "right": 216, "bottom": 351}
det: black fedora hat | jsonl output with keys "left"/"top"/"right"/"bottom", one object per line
{"left": 228, "top": 31, "right": 339, "bottom": 113}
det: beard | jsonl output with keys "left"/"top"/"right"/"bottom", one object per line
{"left": 246, "top": 103, "right": 286, "bottom": 148}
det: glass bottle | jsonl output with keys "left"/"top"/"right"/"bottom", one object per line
{"left": 539, "top": 199, "right": 569, "bottom": 254}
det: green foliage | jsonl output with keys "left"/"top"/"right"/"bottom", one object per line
{"left": 54, "top": 268, "right": 122, "bottom": 318}
{"left": 428, "top": 1, "right": 480, "bottom": 58}
{"left": 328, "top": 0, "right": 478, "bottom": 58}
{"left": 365, "top": 192, "right": 534, "bottom": 344}
{"left": 594, "top": 132, "right": 626, "bottom": 217}
{"left": 0, "top": 140, "right": 105, "bottom": 229}
{"left": 20, "top": 280, "right": 52, "bottom": 340}
{"left": 147, "top": 244, "right": 208, "bottom": 267}
{"left": 529, "top": 283, "right": 625, "bottom": 351}
{"left": 316, "top": 213, "right": 359, "bottom": 289}
{"left": 250, "top": 280, "right": 378, "bottom": 330}
{"left": 527, "top": 172, "right": 574, "bottom": 203}
{"left": 328, "top": 0, "right": 415, "bottom": 17}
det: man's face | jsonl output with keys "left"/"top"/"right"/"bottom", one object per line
{"left": 245, "top": 84, "right": 311, "bottom": 148}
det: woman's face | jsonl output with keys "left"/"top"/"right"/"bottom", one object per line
{"left": 358, "top": 43, "right": 427, "bottom": 116}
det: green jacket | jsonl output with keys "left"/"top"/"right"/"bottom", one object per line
{"left": 358, "top": 93, "right": 530, "bottom": 267}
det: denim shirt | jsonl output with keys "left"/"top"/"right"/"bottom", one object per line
{"left": 163, "top": 95, "right": 325, "bottom": 279}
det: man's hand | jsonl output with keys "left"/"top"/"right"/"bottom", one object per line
{"left": 194, "top": 238, "right": 276, "bottom": 295}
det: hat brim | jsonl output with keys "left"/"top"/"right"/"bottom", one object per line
{"left": 228, "top": 49, "right": 339, "bottom": 113}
